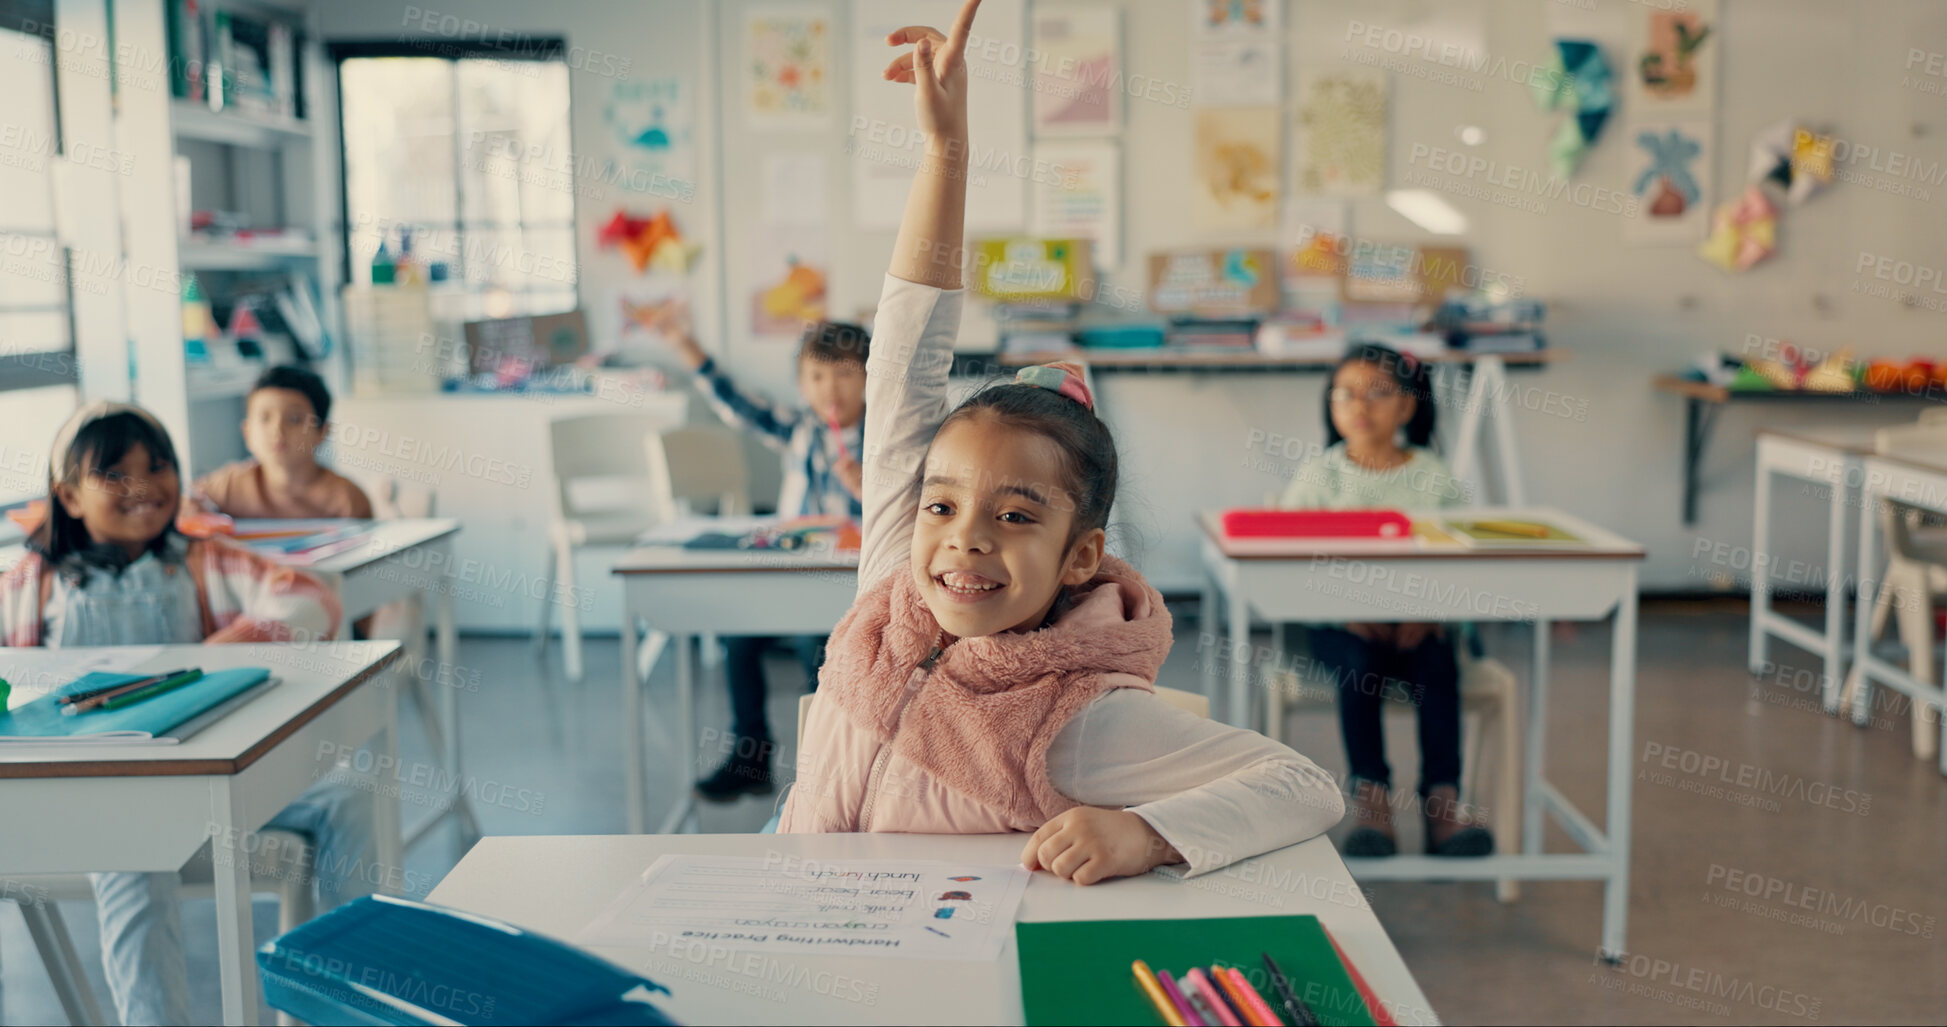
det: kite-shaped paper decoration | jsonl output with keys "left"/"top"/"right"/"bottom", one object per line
{"left": 1745, "top": 119, "right": 1836, "bottom": 206}
{"left": 598, "top": 208, "right": 700, "bottom": 274}
{"left": 1634, "top": 126, "right": 1703, "bottom": 208}
{"left": 1698, "top": 184, "right": 1777, "bottom": 273}
{"left": 1532, "top": 40, "right": 1613, "bottom": 179}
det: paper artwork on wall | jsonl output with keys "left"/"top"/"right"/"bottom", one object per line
{"left": 605, "top": 76, "right": 695, "bottom": 186}
{"left": 1189, "top": 0, "right": 1282, "bottom": 106}
{"left": 1294, "top": 70, "right": 1388, "bottom": 196}
{"left": 1030, "top": 141, "right": 1120, "bottom": 270}
{"left": 1192, "top": 107, "right": 1280, "bottom": 230}
{"left": 762, "top": 153, "right": 829, "bottom": 227}
{"left": 1630, "top": 0, "right": 1716, "bottom": 113}
{"left": 1625, "top": 121, "right": 1713, "bottom": 244}
{"left": 1031, "top": 6, "right": 1120, "bottom": 136}
{"left": 748, "top": 226, "right": 829, "bottom": 340}
{"left": 1531, "top": 40, "right": 1613, "bottom": 179}
{"left": 744, "top": 7, "right": 832, "bottom": 130}
{"left": 616, "top": 278, "right": 692, "bottom": 349}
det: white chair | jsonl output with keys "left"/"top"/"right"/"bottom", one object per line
{"left": 1263, "top": 626, "right": 1523, "bottom": 903}
{"left": 794, "top": 685, "right": 1208, "bottom": 753}
{"left": 4, "top": 829, "right": 315, "bottom": 1027}
{"left": 532, "top": 413, "right": 671, "bottom": 682}
{"left": 644, "top": 426, "right": 753, "bottom": 522}
{"left": 1838, "top": 422, "right": 1947, "bottom": 761}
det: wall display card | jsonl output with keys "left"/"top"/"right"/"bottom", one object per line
{"left": 605, "top": 76, "right": 695, "bottom": 186}
{"left": 616, "top": 278, "right": 692, "bottom": 349}
{"left": 762, "top": 153, "right": 830, "bottom": 227}
{"left": 850, "top": 0, "right": 1028, "bottom": 231}
{"left": 1147, "top": 248, "right": 1279, "bottom": 316}
{"left": 1629, "top": 0, "right": 1717, "bottom": 114}
{"left": 1294, "top": 70, "right": 1389, "bottom": 196}
{"left": 1625, "top": 120, "right": 1713, "bottom": 244}
{"left": 972, "top": 238, "right": 1095, "bottom": 301}
{"left": 1189, "top": 0, "right": 1282, "bottom": 106}
{"left": 1030, "top": 141, "right": 1120, "bottom": 270}
{"left": 747, "top": 225, "right": 830, "bottom": 339}
{"left": 1031, "top": 6, "right": 1121, "bottom": 136}
{"left": 744, "top": 7, "right": 832, "bottom": 130}
{"left": 578, "top": 856, "right": 1031, "bottom": 961}
{"left": 1192, "top": 107, "right": 1281, "bottom": 230}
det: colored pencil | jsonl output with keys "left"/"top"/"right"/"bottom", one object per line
{"left": 1223, "top": 967, "right": 1285, "bottom": 1026}
{"left": 59, "top": 669, "right": 182, "bottom": 706}
{"left": 1157, "top": 970, "right": 1206, "bottom": 1027}
{"left": 1133, "top": 960, "right": 1188, "bottom": 1027}
{"left": 98, "top": 669, "right": 205, "bottom": 712}
{"left": 1183, "top": 969, "right": 1242, "bottom": 1027}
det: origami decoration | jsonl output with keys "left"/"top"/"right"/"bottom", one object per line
{"left": 598, "top": 208, "right": 700, "bottom": 274}
{"left": 1745, "top": 120, "right": 1836, "bottom": 206}
{"left": 1532, "top": 40, "right": 1614, "bottom": 179}
{"left": 1697, "top": 184, "right": 1777, "bottom": 272}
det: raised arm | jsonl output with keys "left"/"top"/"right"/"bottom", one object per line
{"left": 854, "top": 0, "right": 982, "bottom": 588}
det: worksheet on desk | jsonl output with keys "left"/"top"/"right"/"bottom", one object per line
{"left": 577, "top": 856, "right": 1031, "bottom": 961}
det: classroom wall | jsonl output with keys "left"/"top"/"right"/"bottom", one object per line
{"left": 322, "top": 0, "right": 1947, "bottom": 593}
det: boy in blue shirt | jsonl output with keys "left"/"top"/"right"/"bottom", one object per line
{"left": 659, "top": 316, "right": 868, "bottom": 798}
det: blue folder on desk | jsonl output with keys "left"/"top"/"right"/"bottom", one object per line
{"left": 258, "top": 895, "right": 678, "bottom": 1026}
{"left": 0, "top": 668, "right": 274, "bottom": 744}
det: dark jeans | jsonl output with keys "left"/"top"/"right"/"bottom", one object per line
{"left": 1307, "top": 626, "right": 1462, "bottom": 797}
{"left": 722, "top": 634, "right": 828, "bottom": 762}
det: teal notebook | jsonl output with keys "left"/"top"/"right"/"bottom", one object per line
{"left": 0, "top": 667, "right": 275, "bottom": 744}
{"left": 1016, "top": 914, "right": 1379, "bottom": 1026}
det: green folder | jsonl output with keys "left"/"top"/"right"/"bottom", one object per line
{"left": 1016, "top": 914, "right": 1376, "bottom": 1026}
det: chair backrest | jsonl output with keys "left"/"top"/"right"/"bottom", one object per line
{"left": 343, "top": 470, "right": 438, "bottom": 520}
{"left": 645, "top": 426, "right": 753, "bottom": 522}
{"left": 797, "top": 685, "right": 1209, "bottom": 753}
{"left": 547, "top": 413, "right": 668, "bottom": 521}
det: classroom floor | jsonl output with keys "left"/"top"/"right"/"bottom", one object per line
{"left": 3, "top": 600, "right": 1944, "bottom": 1025}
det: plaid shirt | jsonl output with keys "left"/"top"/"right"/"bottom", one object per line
{"left": 693, "top": 358, "right": 864, "bottom": 518}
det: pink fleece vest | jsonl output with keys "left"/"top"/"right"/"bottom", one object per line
{"left": 779, "top": 554, "right": 1173, "bottom": 834}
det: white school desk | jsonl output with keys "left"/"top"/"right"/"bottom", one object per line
{"left": 1196, "top": 508, "right": 1645, "bottom": 959}
{"left": 614, "top": 543, "right": 858, "bottom": 834}
{"left": 1850, "top": 451, "right": 1947, "bottom": 770}
{"left": 0, "top": 641, "right": 406, "bottom": 1027}
{"left": 426, "top": 832, "right": 1438, "bottom": 1026}
{"left": 1748, "top": 428, "right": 1879, "bottom": 706}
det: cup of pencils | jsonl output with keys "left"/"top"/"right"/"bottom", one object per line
{"left": 1133, "top": 954, "right": 1319, "bottom": 1027}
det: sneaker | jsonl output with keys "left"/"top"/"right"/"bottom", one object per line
{"left": 694, "top": 753, "right": 774, "bottom": 802}
{"left": 1423, "top": 784, "right": 1494, "bottom": 857}
{"left": 1342, "top": 779, "right": 1397, "bottom": 857}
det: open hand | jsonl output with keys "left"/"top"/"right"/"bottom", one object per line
{"left": 1021, "top": 807, "right": 1183, "bottom": 886}
{"left": 882, "top": 0, "right": 982, "bottom": 142}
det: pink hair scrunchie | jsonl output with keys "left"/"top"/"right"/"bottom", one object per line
{"left": 1013, "top": 361, "right": 1094, "bottom": 411}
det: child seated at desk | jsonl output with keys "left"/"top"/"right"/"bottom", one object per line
{"left": 653, "top": 307, "right": 869, "bottom": 800}
{"left": 1276, "top": 343, "right": 1493, "bottom": 858}
{"left": 779, "top": 0, "right": 1344, "bottom": 885}
{"left": 1, "top": 402, "right": 375, "bottom": 1026}
{"left": 183, "top": 364, "right": 373, "bottom": 520}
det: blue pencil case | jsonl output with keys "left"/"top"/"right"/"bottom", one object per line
{"left": 257, "top": 895, "right": 678, "bottom": 1025}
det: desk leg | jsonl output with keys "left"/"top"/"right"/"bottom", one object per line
{"left": 1481, "top": 357, "right": 1527, "bottom": 505}
{"left": 622, "top": 603, "right": 645, "bottom": 834}
{"left": 657, "top": 635, "right": 699, "bottom": 834}
{"left": 436, "top": 583, "right": 459, "bottom": 776}
{"left": 376, "top": 665, "right": 403, "bottom": 884}
{"left": 1851, "top": 497, "right": 1882, "bottom": 727}
{"left": 1823, "top": 465, "right": 1849, "bottom": 707}
{"left": 1523, "top": 619, "right": 1551, "bottom": 858}
{"left": 1450, "top": 362, "right": 1491, "bottom": 500}
{"left": 1749, "top": 466, "right": 1773, "bottom": 675}
{"left": 1601, "top": 571, "right": 1640, "bottom": 961}
{"left": 1227, "top": 571, "right": 1252, "bottom": 730}
{"left": 1200, "top": 562, "right": 1220, "bottom": 710}
{"left": 210, "top": 779, "right": 262, "bottom": 1026}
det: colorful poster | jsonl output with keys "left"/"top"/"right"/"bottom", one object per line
{"left": 748, "top": 225, "right": 829, "bottom": 339}
{"left": 1030, "top": 141, "right": 1120, "bottom": 270}
{"left": 604, "top": 76, "right": 694, "bottom": 185}
{"left": 762, "top": 153, "right": 829, "bottom": 227}
{"left": 849, "top": 0, "right": 1028, "bottom": 232}
{"left": 744, "top": 7, "right": 831, "bottom": 130}
{"left": 615, "top": 278, "right": 691, "bottom": 351}
{"left": 1189, "top": 0, "right": 1282, "bottom": 106}
{"left": 1192, "top": 107, "right": 1280, "bottom": 231}
{"left": 1030, "top": 6, "right": 1120, "bottom": 136}
{"left": 1630, "top": 0, "right": 1718, "bottom": 113}
{"left": 1294, "top": 70, "right": 1388, "bottom": 196}
{"left": 1625, "top": 121, "right": 1713, "bottom": 244}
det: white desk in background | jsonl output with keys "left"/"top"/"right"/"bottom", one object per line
{"left": 0, "top": 642, "right": 406, "bottom": 1027}
{"left": 427, "top": 831, "right": 1437, "bottom": 1026}
{"left": 614, "top": 527, "right": 858, "bottom": 834}
{"left": 1850, "top": 451, "right": 1947, "bottom": 771}
{"left": 1748, "top": 428, "right": 1879, "bottom": 706}
{"left": 1197, "top": 508, "right": 1645, "bottom": 959}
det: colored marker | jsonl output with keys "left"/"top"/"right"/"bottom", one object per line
{"left": 1157, "top": 969, "right": 1206, "bottom": 1027}
{"left": 1133, "top": 960, "right": 1187, "bottom": 1027}
{"left": 827, "top": 415, "right": 851, "bottom": 461}
{"left": 1183, "top": 968, "right": 1242, "bottom": 1027}
{"left": 1211, "top": 966, "right": 1264, "bottom": 1026}
{"left": 1223, "top": 967, "right": 1284, "bottom": 1026}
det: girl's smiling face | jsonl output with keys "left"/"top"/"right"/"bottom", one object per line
{"left": 53, "top": 441, "right": 179, "bottom": 558}
{"left": 911, "top": 414, "right": 1104, "bottom": 639}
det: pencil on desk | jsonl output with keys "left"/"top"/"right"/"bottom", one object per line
{"left": 1469, "top": 519, "right": 1551, "bottom": 538}
{"left": 98, "top": 670, "right": 205, "bottom": 712}
{"left": 1157, "top": 969, "right": 1206, "bottom": 1027}
{"left": 1222, "top": 966, "right": 1284, "bottom": 1026}
{"left": 1183, "top": 968, "right": 1241, "bottom": 1027}
{"left": 1134, "top": 960, "right": 1188, "bottom": 1027}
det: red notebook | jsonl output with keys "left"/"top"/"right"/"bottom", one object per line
{"left": 1222, "top": 508, "right": 1412, "bottom": 539}
{"left": 1325, "top": 925, "right": 1399, "bottom": 1026}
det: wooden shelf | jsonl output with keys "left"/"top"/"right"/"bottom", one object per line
{"left": 171, "top": 100, "right": 312, "bottom": 148}
{"left": 1652, "top": 373, "right": 1947, "bottom": 403}
{"left": 996, "top": 348, "right": 1563, "bottom": 371}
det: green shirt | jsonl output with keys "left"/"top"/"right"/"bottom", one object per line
{"left": 1277, "top": 443, "right": 1467, "bottom": 511}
